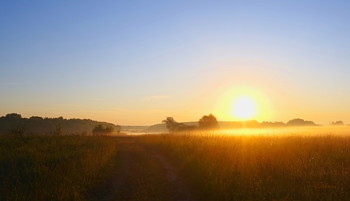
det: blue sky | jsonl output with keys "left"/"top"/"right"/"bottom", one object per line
{"left": 1, "top": 0, "right": 350, "bottom": 125}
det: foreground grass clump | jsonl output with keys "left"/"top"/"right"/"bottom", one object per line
{"left": 141, "top": 134, "right": 350, "bottom": 201}
{"left": 0, "top": 136, "right": 117, "bottom": 201}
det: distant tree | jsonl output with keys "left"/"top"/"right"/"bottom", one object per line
{"left": 331, "top": 121, "right": 344, "bottom": 126}
{"left": 260, "top": 121, "right": 286, "bottom": 128}
{"left": 198, "top": 114, "right": 219, "bottom": 130}
{"left": 5, "top": 113, "right": 22, "bottom": 119}
{"left": 162, "top": 117, "right": 178, "bottom": 131}
{"left": 162, "top": 117, "right": 194, "bottom": 132}
{"left": 30, "top": 116, "right": 43, "bottom": 120}
{"left": 287, "top": 118, "right": 316, "bottom": 126}
{"left": 92, "top": 124, "right": 114, "bottom": 136}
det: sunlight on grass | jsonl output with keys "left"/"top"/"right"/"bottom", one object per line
{"left": 140, "top": 132, "right": 350, "bottom": 201}
{"left": 183, "top": 126, "right": 350, "bottom": 137}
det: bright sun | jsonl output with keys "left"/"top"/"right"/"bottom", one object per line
{"left": 231, "top": 96, "right": 257, "bottom": 120}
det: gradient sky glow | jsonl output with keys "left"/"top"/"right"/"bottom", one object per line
{"left": 1, "top": 1, "right": 350, "bottom": 125}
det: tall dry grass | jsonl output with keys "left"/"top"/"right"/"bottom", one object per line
{"left": 141, "top": 134, "right": 350, "bottom": 201}
{"left": 0, "top": 136, "right": 117, "bottom": 201}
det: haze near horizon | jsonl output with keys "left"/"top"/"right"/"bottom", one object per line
{"left": 1, "top": 1, "right": 350, "bottom": 125}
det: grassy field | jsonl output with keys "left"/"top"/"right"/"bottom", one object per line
{"left": 0, "top": 136, "right": 117, "bottom": 201}
{"left": 1, "top": 133, "right": 350, "bottom": 201}
{"left": 140, "top": 134, "right": 350, "bottom": 201}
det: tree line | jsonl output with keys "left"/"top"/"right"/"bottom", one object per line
{"left": 0, "top": 113, "right": 120, "bottom": 136}
{"left": 162, "top": 114, "right": 219, "bottom": 132}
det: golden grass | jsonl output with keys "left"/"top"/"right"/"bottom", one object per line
{"left": 0, "top": 136, "right": 117, "bottom": 201}
{"left": 140, "top": 134, "right": 350, "bottom": 201}
{"left": 1, "top": 133, "right": 350, "bottom": 201}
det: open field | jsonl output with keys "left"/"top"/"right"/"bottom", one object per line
{"left": 3, "top": 1, "right": 350, "bottom": 201}
{"left": 213, "top": 126, "right": 350, "bottom": 136}
{"left": 140, "top": 134, "right": 350, "bottom": 201}
{"left": 0, "top": 136, "right": 118, "bottom": 201}
{"left": 1, "top": 132, "right": 350, "bottom": 201}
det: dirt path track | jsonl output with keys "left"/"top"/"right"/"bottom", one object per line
{"left": 89, "top": 137, "right": 196, "bottom": 201}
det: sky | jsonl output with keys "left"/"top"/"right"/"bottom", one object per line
{"left": 1, "top": 0, "right": 350, "bottom": 125}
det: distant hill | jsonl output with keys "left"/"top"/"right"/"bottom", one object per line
{"left": 0, "top": 113, "right": 120, "bottom": 135}
{"left": 143, "top": 118, "right": 318, "bottom": 133}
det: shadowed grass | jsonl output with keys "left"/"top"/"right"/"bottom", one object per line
{"left": 0, "top": 136, "right": 117, "bottom": 201}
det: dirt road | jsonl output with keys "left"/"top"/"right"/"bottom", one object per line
{"left": 89, "top": 137, "right": 197, "bottom": 201}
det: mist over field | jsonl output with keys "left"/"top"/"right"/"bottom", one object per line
{"left": 213, "top": 126, "right": 350, "bottom": 137}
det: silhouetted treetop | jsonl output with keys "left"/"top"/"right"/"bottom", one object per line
{"left": 198, "top": 114, "right": 219, "bottom": 129}
{"left": 5, "top": 113, "right": 22, "bottom": 119}
{"left": 331, "top": 121, "right": 344, "bottom": 126}
{"left": 287, "top": 118, "right": 316, "bottom": 126}
{"left": 162, "top": 117, "right": 196, "bottom": 132}
{"left": 29, "top": 116, "right": 43, "bottom": 120}
{"left": 92, "top": 124, "right": 115, "bottom": 136}
{"left": 260, "top": 121, "right": 286, "bottom": 127}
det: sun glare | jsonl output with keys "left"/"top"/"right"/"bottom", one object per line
{"left": 231, "top": 96, "right": 257, "bottom": 120}
{"left": 215, "top": 86, "right": 272, "bottom": 121}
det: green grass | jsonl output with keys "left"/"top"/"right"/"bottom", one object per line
{"left": 140, "top": 134, "right": 350, "bottom": 201}
{"left": 0, "top": 136, "right": 117, "bottom": 201}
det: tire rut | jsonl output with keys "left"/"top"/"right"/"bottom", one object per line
{"left": 148, "top": 147, "right": 196, "bottom": 201}
{"left": 88, "top": 137, "right": 197, "bottom": 201}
